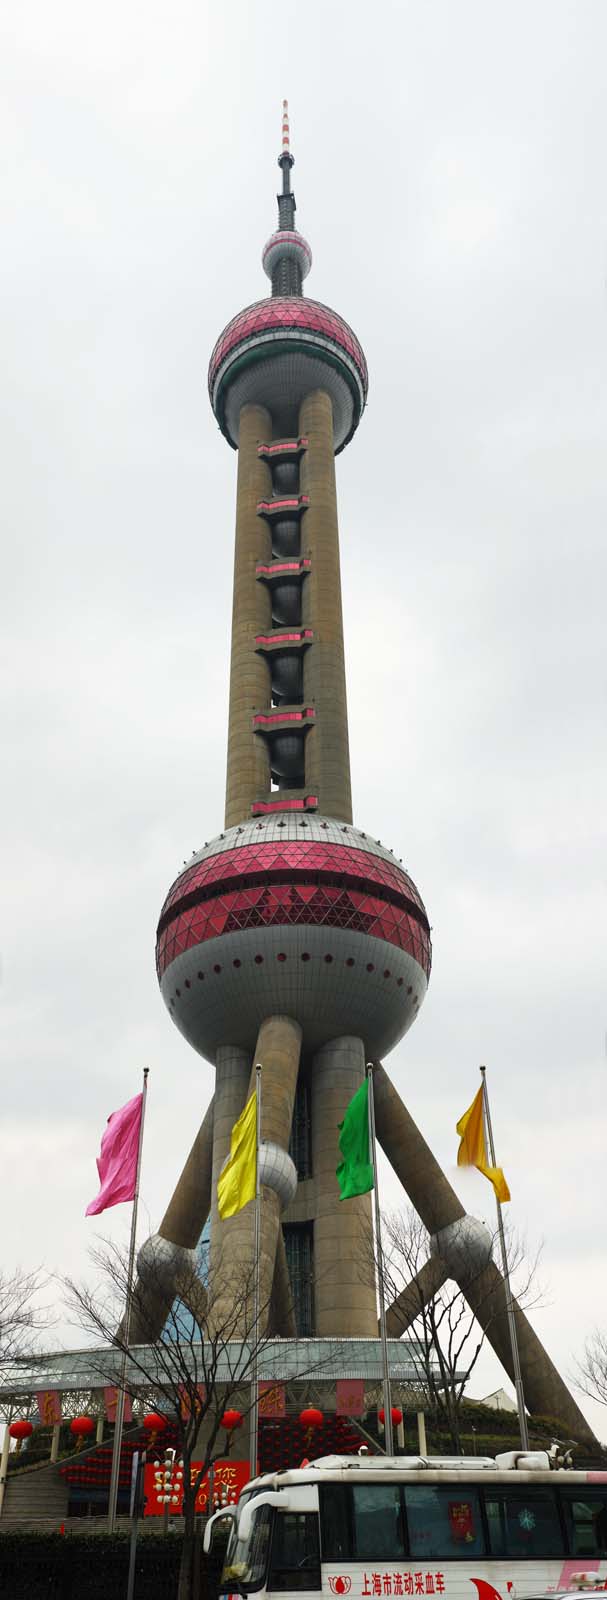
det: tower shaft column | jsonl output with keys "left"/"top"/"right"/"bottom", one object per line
{"left": 299, "top": 390, "right": 353, "bottom": 822}
{"left": 210, "top": 1017, "right": 301, "bottom": 1336}
{"left": 311, "top": 1036, "right": 376, "bottom": 1335}
{"left": 209, "top": 1045, "right": 251, "bottom": 1310}
{"left": 225, "top": 404, "right": 273, "bottom": 828}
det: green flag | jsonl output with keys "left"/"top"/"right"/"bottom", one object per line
{"left": 336, "top": 1078, "right": 374, "bottom": 1200}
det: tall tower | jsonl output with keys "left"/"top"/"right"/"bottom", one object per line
{"left": 134, "top": 106, "right": 596, "bottom": 1446}
{"left": 152, "top": 101, "right": 431, "bottom": 1339}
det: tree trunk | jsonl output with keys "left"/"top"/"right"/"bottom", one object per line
{"left": 178, "top": 1491, "right": 197, "bottom": 1600}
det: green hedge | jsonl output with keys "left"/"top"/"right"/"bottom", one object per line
{"left": 0, "top": 1531, "right": 182, "bottom": 1600}
{"left": 0, "top": 1529, "right": 229, "bottom": 1600}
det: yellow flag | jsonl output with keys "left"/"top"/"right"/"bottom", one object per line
{"left": 456, "top": 1086, "right": 511, "bottom": 1204}
{"left": 217, "top": 1091, "right": 257, "bottom": 1219}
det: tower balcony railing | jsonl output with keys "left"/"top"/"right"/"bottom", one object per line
{"left": 256, "top": 494, "right": 309, "bottom": 521}
{"left": 257, "top": 436, "right": 308, "bottom": 462}
{"left": 254, "top": 628, "right": 313, "bottom": 653}
{"left": 256, "top": 557, "right": 311, "bottom": 582}
{"left": 252, "top": 706, "right": 316, "bottom": 732}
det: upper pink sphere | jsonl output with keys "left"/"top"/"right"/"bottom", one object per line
{"left": 208, "top": 297, "right": 368, "bottom": 453}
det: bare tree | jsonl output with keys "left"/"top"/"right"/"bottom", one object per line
{"left": 63, "top": 1240, "right": 317, "bottom": 1600}
{"left": 574, "top": 1330, "right": 607, "bottom": 1410}
{"left": 0, "top": 1267, "right": 48, "bottom": 1376}
{"left": 362, "top": 1206, "right": 543, "bottom": 1453}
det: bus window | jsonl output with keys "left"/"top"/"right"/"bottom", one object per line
{"left": 484, "top": 1490, "right": 564, "bottom": 1560}
{"left": 351, "top": 1484, "right": 406, "bottom": 1561}
{"left": 320, "top": 1484, "right": 352, "bottom": 1561}
{"left": 404, "top": 1486, "right": 485, "bottom": 1561}
{"left": 561, "top": 1494, "right": 607, "bottom": 1558}
{"left": 269, "top": 1512, "right": 321, "bottom": 1592}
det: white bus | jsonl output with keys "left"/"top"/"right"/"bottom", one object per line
{"left": 205, "top": 1452, "right": 607, "bottom": 1600}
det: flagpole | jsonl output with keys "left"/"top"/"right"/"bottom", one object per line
{"left": 108, "top": 1067, "right": 149, "bottom": 1533}
{"left": 479, "top": 1065, "right": 529, "bottom": 1451}
{"left": 366, "top": 1064, "right": 394, "bottom": 1456}
{"left": 249, "top": 1063, "right": 262, "bottom": 1478}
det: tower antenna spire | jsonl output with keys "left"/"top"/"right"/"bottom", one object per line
{"left": 281, "top": 98, "right": 290, "bottom": 156}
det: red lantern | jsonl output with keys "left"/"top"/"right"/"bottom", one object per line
{"left": 70, "top": 1415, "right": 94, "bottom": 1449}
{"left": 299, "top": 1408, "right": 323, "bottom": 1429}
{"left": 379, "top": 1406, "right": 403, "bottom": 1428}
{"left": 221, "top": 1408, "right": 243, "bottom": 1431}
{"left": 9, "top": 1419, "right": 33, "bottom": 1454}
{"left": 142, "top": 1411, "right": 167, "bottom": 1447}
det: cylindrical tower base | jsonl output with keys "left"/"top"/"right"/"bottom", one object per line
{"left": 311, "top": 1036, "right": 377, "bottom": 1335}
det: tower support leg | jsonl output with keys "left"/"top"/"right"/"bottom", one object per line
{"left": 311, "top": 1036, "right": 377, "bottom": 1336}
{"left": 209, "top": 1016, "right": 302, "bottom": 1338}
{"left": 372, "top": 1060, "right": 597, "bottom": 1446}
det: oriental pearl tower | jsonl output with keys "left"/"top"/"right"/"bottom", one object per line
{"left": 133, "top": 105, "right": 594, "bottom": 1445}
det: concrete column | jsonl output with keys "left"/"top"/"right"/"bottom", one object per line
{"left": 372, "top": 1061, "right": 466, "bottom": 1235}
{"left": 299, "top": 390, "right": 353, "bottom": 822}
{"left": 209, "top": 1046, "right": 251, "bottom": 1307}
{"left": 269, "top": 1229, "right": 297, "bottom": 1337}
{"left": 225, "top": 404, "right": 273, "bottom": 828}
{"left": 159, "top": 1096, "right": 215, "bottom": 1249}
{"left": 311, "top": 1036, "right": 377, "bottom": 1335}
{"left": 385, "top": 1256, "right": 449, "bottom": 1338}
{"left": 249, "top": 1016, "right": 301, "bottom": 1336}
{"left": 211, "top": 1017, "right": 301, "bottom": 1335}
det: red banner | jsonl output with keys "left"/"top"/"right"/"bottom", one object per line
{"left": 144, "top": 1458, "right": 250, "bottom": 1518}
{"left": 448, "top": 1500, "right": 475, "bottom": 1542}
{"left": 178, "top": 1383, "right": 206, "bottom": 1421}
{"left": 259, "top": 1381, "right": 286, "bottom": 1418}
{"left": 335, "top": 1379, "right": 365, "bottom": 1418}
{"left": 36, "top": 1390, "right": 61, "bottom": 1426}
{"left": 103, "top": 1386, "right": 132, "bottom": 1424}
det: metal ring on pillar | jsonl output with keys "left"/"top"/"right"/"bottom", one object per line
{"left": 258, "top": 1142, "right": 298, "bottom": 1209}
{"left": 429, "top": 1216, "right": 493, "bottom": 1281}
{"left": 137, "top": 1233, "right": 199, "bottom": 1296}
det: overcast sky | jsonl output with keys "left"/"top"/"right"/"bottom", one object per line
{"left": 1, "top": 1, "right": 606, "bottom": 1440}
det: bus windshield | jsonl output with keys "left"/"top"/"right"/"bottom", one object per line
{"left": 223, "top": 1500, "right": 273, "bottom": 1591}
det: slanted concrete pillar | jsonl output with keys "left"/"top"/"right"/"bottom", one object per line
{"left": 225, "top": 404, "right": 273, "bottom": 827}
{"left": 311, "top": 1036, "right": 376, "bottom": 1335}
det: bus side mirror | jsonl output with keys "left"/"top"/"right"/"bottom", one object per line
{"left": 203, "top": 1504, "right": 237, "bottom": 1554}
{"left": 238, "top": 1492, "right": 292, "bottom": 1545}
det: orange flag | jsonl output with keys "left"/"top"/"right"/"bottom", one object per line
{"left": 456, "top": 1086, "right": 510, "bottom": 1204}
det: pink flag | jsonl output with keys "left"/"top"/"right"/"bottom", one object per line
{"left": 86, "top": 1093, "right": 143, "bottom": 1216}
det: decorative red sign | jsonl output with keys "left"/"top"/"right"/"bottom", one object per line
{"left": 36, "top": 1389, "right": 61, "bottom": 1426}
{"left": 177, "top": 1383, "right": 206, "bottom": 1421}
{"left": 103, "top": 1386, "right": 132, "bottom": 1424}
{"left": 258, "top": 1381, "right": 286, "bottom": 1418}
{"left": 143, "top": 1458, "right": 250, "bottom": 1518}
{"left": 448, "top": 1500, "right": 475, "bottom": 1542}
{"left": 335, "top": 1379, "right": 365, "bottom": 1418}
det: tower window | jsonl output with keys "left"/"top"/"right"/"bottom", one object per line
{"left": 283, "top": 1221, "right": 314, "bottom": 1337}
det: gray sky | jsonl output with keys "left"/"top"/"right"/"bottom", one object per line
{"left": 1, "top": 1, "right": 606, "bottom": 1438}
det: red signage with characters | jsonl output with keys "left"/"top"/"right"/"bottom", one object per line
{"left": 144, "top": 1458, "right": 250, "bottom": 1517}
